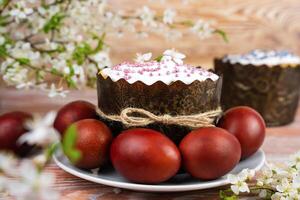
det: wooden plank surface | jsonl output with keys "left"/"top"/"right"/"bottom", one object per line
{"left": 1, "top": 0, "right": 300, "bottom": 199}
{"left": 0, "top": 87, "right": 300, "bottom": 199}
{"left": 105, "top": 0, "right": 300, "bottom": 68}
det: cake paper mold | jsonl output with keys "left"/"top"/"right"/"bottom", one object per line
{"left": 215, "top": 50, "right": 300, "bottom": 126}
{"left": 97, "top": 58, "right": 222, "bottom": 144}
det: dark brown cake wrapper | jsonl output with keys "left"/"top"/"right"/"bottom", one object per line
{"left": 97, "top": 75, "right": 222, "bottom": 144}
{"left": 214, "top": 59, "right": 300, "bottom": 126}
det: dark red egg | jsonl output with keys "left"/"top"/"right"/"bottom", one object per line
{"left": 54, "top": 100, "right": 98, "bottom": 135}
{"left": 179, "top": 127, "right": 241, "bottom": 180}
{"left": 217, "top": 106, "right": 266, "bottom": 159}
{"left": 63, "top": 119, "right": 113, "bottom": 169}
{"left": 110, "top": 128, "right": 181, "bottom": 184}
{"left": 0, "top": 111, "right": 33, "bottom": 156}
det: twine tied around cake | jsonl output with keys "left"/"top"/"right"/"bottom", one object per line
{"left": 96, "top": 107, "right": 222, "bottom": 128}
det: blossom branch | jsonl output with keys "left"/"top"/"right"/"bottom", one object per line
{"left": 0, "top": 0, "right": 226, "bottom": 97}
{"left": 220, "top": 152, "right": 300, "bottom": 199}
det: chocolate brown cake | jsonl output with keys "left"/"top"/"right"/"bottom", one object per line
{"left": 214, "top": 50, "right": 300, "bottom": 126}
{"left": 97, "top": 58, "right": 222, "bottom": 144}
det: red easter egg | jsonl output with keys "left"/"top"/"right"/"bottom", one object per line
{"left": 110, "top": 128, "right": 181, "bottom": 184}
{"left": 63, "top": 119, "right": 113, "bottom": 169}
{"left": 179, "top": 127, "right": 241, "bottom": 180}
{"left": 217, "top": 106, "right": 266, "bottom": 159}
{"left": 54, "top": 100, "right": 98, "bottom": 135}
{"left": 0, "top": 111, "right": 33, "bottom": 156}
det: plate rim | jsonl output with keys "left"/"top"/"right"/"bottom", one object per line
{"left": 53, "top": 149, "right": 265, "bottom": 192}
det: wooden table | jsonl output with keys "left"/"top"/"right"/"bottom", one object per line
{"left": 1, "top": 88, "right": 300, "bottom": 199}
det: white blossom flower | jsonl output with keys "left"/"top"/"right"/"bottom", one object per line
{"left": 191, "top": 19, "right": 215, "bottom": 39}
{"left": 32, "top": 154, "right": 48, "bottom": 167}
{"left": 276, "top": 178, "right": 291, "bottom": 193}
{"left": 229, "top": 179, "right": 250, "bottom": 195}
{"left": 259, "top": 189, "right": 268, "bottom": 198}
{"left": 47, "top": 84, "right": 69, "bottom": 98}
{"left": 18, "top": 111, "right": 60, "bottom": 147}
{"left": 0, "top": 153, "right": 60, "bottom": 200}
{"left": 163, "top": 9, "right": 176, "bottom": 25}
{"left": 136, "top": 6, "right": 157, "bottom": 27}
{"left": 292, "top": 174, "right": 300, "bottom": 188}
{"left": 9, "top": 160, "right": 59, "bottom": 200}
{"left": 289, "top": 151, "right": 300, "bottom": 170}
{"left": 90, "top": 51, "right": 112, "bottom": 69}
{"left": 161, "top": 49, "right": 186, "bottom": 65}
{"left": 2, "top": 63, "right": 29, "bottom": 86}
{"left": 164, "top": 29, "right": 182, "bottom": 41}
{"left": 227, "top": 169, "right": 254, "bottom": 195}
{"left": 16, "top": 81, "right": 35, "bottom": 90}
{"left": 134, "top": 52, "right": 152, "bottom": 63}
{"left": 0, "top": 36, "right": 5, "bottom": 45}
{"left": 0, "top": 153, "right": 18, "bottom": 176}
{"left": 257, "top": 167, "right": 274, "bottom": 186}
{"left": 10, "top": 7, "right": 33, "bottom": 21}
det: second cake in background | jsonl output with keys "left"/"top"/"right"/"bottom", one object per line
{"left": 214, "top": 50, "right": 300, "bottom": 126}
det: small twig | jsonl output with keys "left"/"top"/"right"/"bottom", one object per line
{"left": 87, "top": 57, "right": 99, "bottom": 67}
{"left": 6, "top": 53, "right": 64, "bottom": 77}
{"left": 0, "top": 0, "right": 11, "bottom": 14}
{"left": 250, "top": 185, "right": 276, "bottom": 193}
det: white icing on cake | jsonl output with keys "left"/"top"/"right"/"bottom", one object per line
{"left": 100, "top": 60, "right": 219, "bottom": 85}
{"left": 222, "top": 50, "right": 300, "bottom": 66}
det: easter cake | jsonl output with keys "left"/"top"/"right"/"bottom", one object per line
{"left": 214, "top": 50, "right": 300, "bottom": 126}
{"left": 97, "top": 51, "right": 222, "bottom": 143}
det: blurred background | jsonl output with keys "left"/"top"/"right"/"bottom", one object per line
{"left": 107, "top": 0, "right": 300, "bottom": 67}
{"left": 1, "top": 0, "right": 300, "bottom": 114}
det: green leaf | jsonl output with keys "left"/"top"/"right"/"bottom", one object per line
{"left": 50, "top": 68, "right": 61, "bottom": 75}
{"left": 46, "top": 143, "right": 59, "bottom": 160}
{"left": 72, "top": 43, "right": 93, "bottom": 65}
{"left": 16, "top": 58, "right": 30, "bottom": 65}
{"left": 181, "top": 20, "right": 194, "bottom": 26}
{"left": 43, "top": 12, "right": 66, "bottom": 33}
{"left": 0, "top": 15, "right": 10, "bottom": 26}
{"left": 215, "top": 29, "right": 229, "bottom": 43}
{"left": 219, "top": 190, "right": 238, "bottom": 200}
{"left": 155, "top": 55, "right": 163, "bottom": 62}
{"left": 2, "top": 34, "right": 14, "bottom": 45}
{"left": 0, "top": 34, "right": 13, "bottom": 58}
{"left": 0, "top": 45, "right": 8, "bottom": 58}
{"left": 91, "top": 33, "right": 105, "bottom": 54}
{"left": 62, "top": 124, "right": 81, "bottom": 164}
{"left": 66, "top": 75, "right": 77, "bottom": 88}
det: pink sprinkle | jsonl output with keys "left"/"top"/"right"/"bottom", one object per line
{"left": 124, "top": 69, "right": 130, "bottom": 74}
{"left": 149, "top": 73, "right": 153, "bottom": 76}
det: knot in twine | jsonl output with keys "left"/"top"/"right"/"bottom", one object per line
{"left": 96, "top": 107, "right": 222, "bottom": 129}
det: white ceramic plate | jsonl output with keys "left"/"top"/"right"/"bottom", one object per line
{"left": 53, "top": 148, "right": 265, "bottom": 192}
